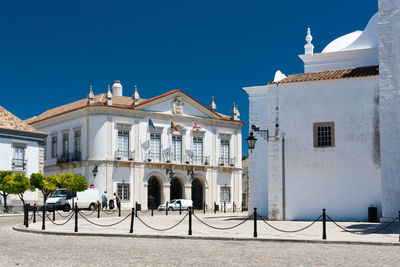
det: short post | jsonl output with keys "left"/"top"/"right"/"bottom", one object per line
{"left": 52, "top": 203, "right": 56, "bottom": 221}
{"left": 166, "top": 201, "right": 168, "bottom": 216}
{"left": 118, "top": 203, "right": 121, "bottom": 217}
{"left": 224, "top": 201, "right": 226, "bottom": 213}
{"left": 188, "top": 207, "right": 192, "bottom": 236}
{"left": 33, "top": 203, "right": 36, "bottom": 223}
{"left": 242, "top": 202, "right": 244, "bottom": 213}
{"left": 130, "top": 208, "right": 135, "bottom": 233}
{"left": 23, "top": 204, "right": 27, "bottom": 226}
{"left": 74, "top": 204, "right": 78, "bottom": 233}
{"left": 97, "top": 203, "right": 100, "bottom": 218}
{"left": 42, "top": 204, "right": 46, "bottom": 230}
{"left": 179, "top": 202, "right": 182, "bottom": 215}
{"left": 253, "top": 208, "right": 257, "bottom": 238}
{"left": 151, "top": 204, "right": 154, "bottom": 217}
{"left": 25, "top": 204, "right": 30, "bottom": 228}
{"left": 322, "top": 209, "right": 327, "bottom": 240}
{"left": 135, "top": 207, "right": 138, "bottom": 218}
{"left": 203, "top": 201, "right": 206, "bottom": 214}
{"left": 233, "top": 201, "right": 235, "bottom": 213}
{"left": 192, "top": 206, "right": 194, "bottom": 215}
{"left": 214, "top": 201, "right": 216, "bottom": 214}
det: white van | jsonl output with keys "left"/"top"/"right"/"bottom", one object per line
{"left": 45, "top": 188, "right": 100, "bottom": 212}
{"left": 158, "top": 199, "right": 193, "bottom": 211}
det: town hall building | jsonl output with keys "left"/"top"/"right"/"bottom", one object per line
{"left": 27, "top": 83, "right": 244, "bottom": 210}
{"left": 244, "top": 2, "right": 400, "bottom": 222}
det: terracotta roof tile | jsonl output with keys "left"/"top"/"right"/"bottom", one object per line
{"left": 26, "top": 90, "right": 243, "bottom": 124}
{"left": 269, "top": 65, "right": 379, "bottom": 85}
{"left": 0, "top": 106, "right": 44, "bottom": 134}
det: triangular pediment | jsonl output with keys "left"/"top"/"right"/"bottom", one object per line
{"left": 135, "top": 90, "right": 220, "bottom": 119}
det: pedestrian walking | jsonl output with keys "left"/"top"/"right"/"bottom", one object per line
{"left": 101, "top": 191, "right": 108, "bottom": 210}
{"left": 114, "top": 192, "right": 121, "bottom": 211}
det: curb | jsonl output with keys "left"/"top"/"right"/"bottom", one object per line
{"left": 0, "top": 214, "right": 24, "bottom": 218}
{"left": 12, "top": 225, "right": 400, "bottom": 247}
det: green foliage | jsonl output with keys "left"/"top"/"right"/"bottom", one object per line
{"left": 2, "top": 173, "right": 33, "bottom": 205}
{"left": 60, "top": 173, "right": 88, "bottom": 192}
{"left": 0, "top": 171, "right": 13, "bottom": 211}
{"left": 30, "top": 173, "right": 60, "bottom": 203}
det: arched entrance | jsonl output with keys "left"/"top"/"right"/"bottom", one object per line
{"left": 191, "top": 178, "right": 203, "bottom": 209}
{"left": 170, "top": 177, "right": 182, "bottom": 200}
{"left": 148, "top": 176, "right": 161, "bottom": 209}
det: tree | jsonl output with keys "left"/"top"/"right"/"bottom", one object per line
{"left": 2, "top": 173, "right": 34, "bottom": 206}
{"left": 0, "top": 171, "right": 12, "bottom": 212}
{"left": 30, "top": 173, "right": 59, "bottom": 204}
{"left": 60, "top": 173, "right": 88, "bottom": 193}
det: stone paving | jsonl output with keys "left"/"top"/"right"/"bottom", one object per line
{"left": 19, "top": 209, "right": 400, "bottom": 244}
{"left": 1, "top": 214, "right": 400, "bottom": 266}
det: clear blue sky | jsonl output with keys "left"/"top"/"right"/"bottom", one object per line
{"left": 0, "top": 0, "right": 377, "bottom": 155}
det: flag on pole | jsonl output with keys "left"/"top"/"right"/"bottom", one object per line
{"left": 193, "top": 122, "right": 201, "bottom": 132}
{"left": 148, "top": 118, "right": 155, "bottom": 128}
{"left": 170, "top": 121, "right": 178, "bottom": 131}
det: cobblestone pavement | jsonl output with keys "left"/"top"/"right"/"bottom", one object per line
{"left": 1, "top": 216, "right": 400, "bottom": 266}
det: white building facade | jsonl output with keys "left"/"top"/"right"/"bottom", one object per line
{"left": 28, "top": 84, "right": 244, "bottom": 209}
{"left": 245, "top": 4, "right": 400, "bottom": 221}
{"left": 0, "top": 106, "right": 47, "bottom": 204}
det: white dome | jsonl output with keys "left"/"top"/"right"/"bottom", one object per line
{"left": 322, "top": 12, "right": 378, "bottom": 53}
{"left": 112, "top": 80, "right": 123, "bottom": 96}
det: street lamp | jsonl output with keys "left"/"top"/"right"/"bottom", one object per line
{"left": 92, "top": 165, "right": 98, "bottom": 178}
{"left": 246, "top": 132, "right": 257, "bottom": 152}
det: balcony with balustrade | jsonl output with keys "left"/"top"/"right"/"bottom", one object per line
{"left": 12, "top": 158, "right": 27, "bottom": 171}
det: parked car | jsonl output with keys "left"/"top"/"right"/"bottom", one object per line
{"left": 158, "top": 199, "right": 193, "bottom": 211}
{"left": 45, "top": 188, "right": 100, "bottom": 212}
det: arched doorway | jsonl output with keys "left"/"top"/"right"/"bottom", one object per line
{"left": 148, "top": 176, "right": 161, "bottom": 209}
{"left": 191, "top": 178, "right": 203, "bottom": 209}
{"left": 170, "top": 177, "right": 182, "bottom": 200}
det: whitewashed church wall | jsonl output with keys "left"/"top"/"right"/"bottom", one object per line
{"left": 279, "top": 77, "right": 381, "bottom": 220}
{"left": 378, "top": 0, "right": 400, "bottom": 221}
{"left": 243, "top": 86, "right": 269, "bottom": 216}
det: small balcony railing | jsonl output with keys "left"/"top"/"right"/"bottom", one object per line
{"left": 115, "top": 150, "right": 135, "bottom": 161}
{"left": 70, "top": 151, "right": 82, "bottom": 162}
{"left": 191, "top": 155, "right": 210, "bottom": 165}
{"left": 57, "top": 153, "right": 69, "bottom": 164}
{"left": 146, "top": 151, "right": 161, "bottom": 163}
{"left": 12, "top": 158, "right": 27, "bottom": 171}
{"left": 219, "top": 157, "right": 235, "bottom": 167}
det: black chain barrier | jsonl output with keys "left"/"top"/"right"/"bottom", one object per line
{"left": 258, "top": 215, "right": 322, "bottom": 233}
{"left": 28, "top": 212, "right": 34, "bottom": 221}
{"left": 136, "top": 213, "right": 188, "bottom": 231}
{"left": 46, "top": 212, "right": 75, "bottom": 226}
{"left": 36, "top": 210, "right": 51, "bottom": 219}
{"left": 79, "top": 210, "right": 97, "bottom": 216}
{"left": 327, "top": 215, "right": 399, "bottom": 235}
{"left": 101, "top": 209, "right": 117, "bottom": 215}
{"left": 79, "top": 212, "right": 131, "bottom": 227}
{"left": 56, "top": 210, "right": 73, "bottom": 218}
{"left": 193, "top": 213, "right": 253, "bottom": 230}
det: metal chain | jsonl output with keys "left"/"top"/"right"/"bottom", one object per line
{"left": 46, "top": 212, "right": 75, "bottom": 226}
{"left": 28, "top": 212, "right": 34, "bottom": 221}
{"left": 80, "top": 210, "right": 96, "bottom": 216}
{"left": 36, "top": 210, "right": 51, "bottom": 218}
{"left": 79, "top": 212, "right": 131, "bottom": 227}
{"left": 101, "top": 209, "right": 117, "bottom": 215}
{"left": 136, "top": 213, "right": 188, "bottom": 231}
{"left": 56, "top": 210, "right": 73, "bottom": 218}
{"left": 327, "top": 215, "right": 398, "bottom": 235}
{"left": 258, "top": 215, "right": 322, "bottom": 233}
{"left": 193, "top": 213, "right": 253, "bottom": 230}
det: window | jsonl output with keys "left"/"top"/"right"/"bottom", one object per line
{"left": 51, "top": 136, "right": 57, "bottom": 158}
{"left": 193, "top": 137, "right": 203, "bottom": 164}
{"left": 62, "top": 133, "right": 69, "bottom": 158}
{"left": 74, "top": 130, "right": 81, "bottom": 153}
{"left": 220, "top": 139, "right": 230, "bottom": 165}
{"left": 150, "top": 133, "right": 161, "bottom": 161}
{"left": 220, "top": 186, "right": 231, "bottom": 202}
{"left": 118, "top": 130, "right": 129, "bottom": 159}
{"left": 313, "top": 122, "right": 335, "bottom": 148}
{"left": 172, "top": 135, "right": 182, "bottom": 163}
{"left": 117, "top": 183, "right": 130, "bottom": 200}
{"left": 13, "top": 146, "right": 25, "bottom": 170}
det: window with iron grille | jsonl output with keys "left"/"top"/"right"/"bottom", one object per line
{"left": 220, "top": 186, "right": 231, "bottom": 202}
{"left": 117, "top": 183, "right": 130, "bottom": 200}
{"left": 313, "top": 122, "right": 335, "bottom": 148}
{"left": 51, "top": 136, "right": 57, "bottom": 158}
{"left": 13, "top": 146, "right": 25, "bottom": 169}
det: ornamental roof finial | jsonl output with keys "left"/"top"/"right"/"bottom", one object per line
{"left": 106, "top": 85, "right": 112, "bottom": 105}
{"left": 231, "top": 102, "right": 240, "bottom": 120}
{"left": 209, "top": 96, "right": 217, "bottom": 111}
{"left": 132, "top": 84, "right": 140, "bottom": 105}
{"left": 304, "top": 27, "right": 314, "bottom": 55}
{"left": 87, "top": 85, "right": 95, "bottom": 105}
